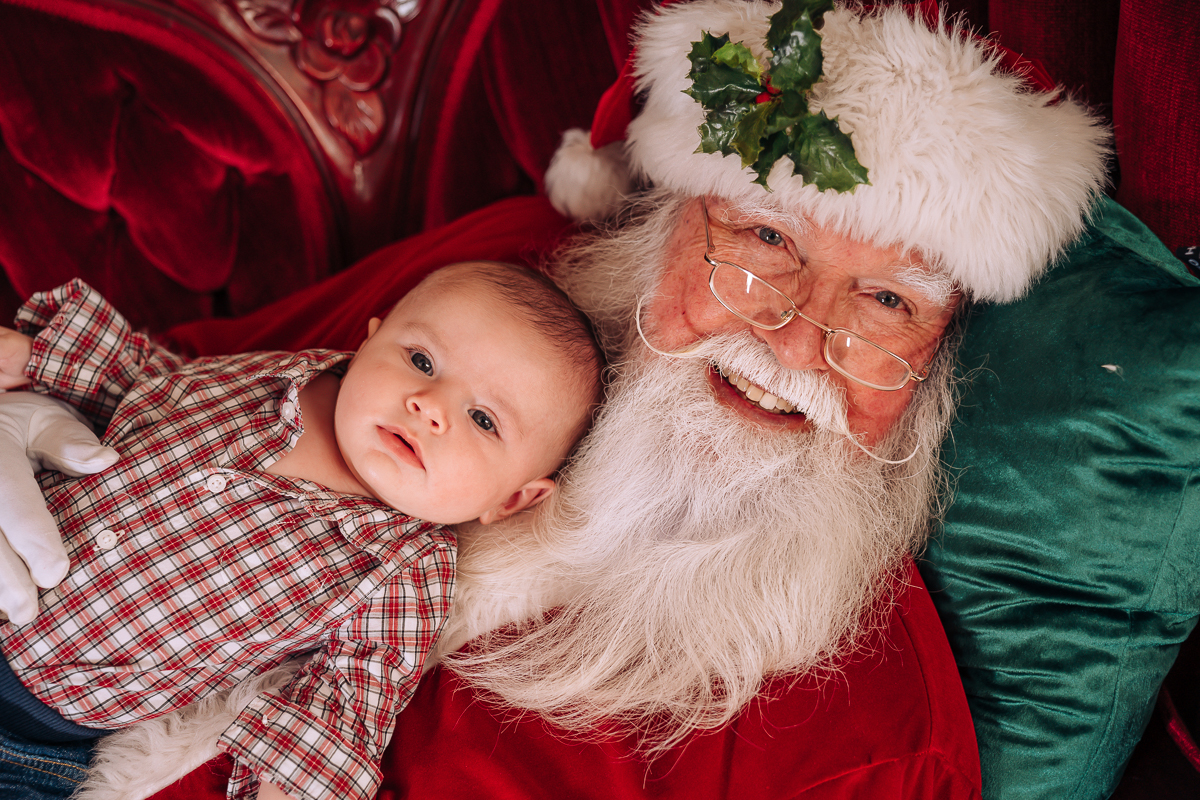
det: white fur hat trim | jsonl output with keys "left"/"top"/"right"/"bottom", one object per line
{"left": 622, "top": 0, "right": 1110, "bottom": 302}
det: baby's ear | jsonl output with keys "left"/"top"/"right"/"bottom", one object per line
{"left": 477, "top": 478, "right": 555, "bottom": 525}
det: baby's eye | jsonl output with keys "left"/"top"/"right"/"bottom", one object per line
{"left": 756, "top": 227, "right": 785, "bottom": 247}
{"left": 873, "top": 290, "right": 905, "bottom": 310}
{"left": 470, "top": 409, "right": 495, "bottom": 433}
{"left": 410, "top": 351, "right": 433, "bottom": 375}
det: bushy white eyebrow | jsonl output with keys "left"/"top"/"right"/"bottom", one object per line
{"left": 718, "top": 198, "right": 957, "bottom": 307}
{"left": 890, "top": 264, "right": 957, "bottom": 307}
{"left": 720, "top": 199, "right": 811, "bottom": 234}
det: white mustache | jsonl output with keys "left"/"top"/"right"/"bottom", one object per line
{"left": 701, "top": 333, "right": 848, "bottom": 432}
{"left": 634, "top": 302, "right": 919, "bottom": 465}
{"left": 648, "top": 332, "right": 849, "bottom": 434}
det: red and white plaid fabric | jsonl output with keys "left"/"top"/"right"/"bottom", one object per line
{"left": 2, "top": 280, "right": 457, "bottom": 800}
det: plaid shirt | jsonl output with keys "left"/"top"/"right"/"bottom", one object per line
{"left": 2, "top": 280, "right": 457, "bottom": 800}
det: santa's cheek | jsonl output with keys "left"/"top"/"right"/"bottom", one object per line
{"left": 845, "top": 387, "right": 914, "bottom": 445}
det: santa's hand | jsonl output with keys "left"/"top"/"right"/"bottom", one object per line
{"left": 0, "top": 392, "right": 119, "bottom": 624}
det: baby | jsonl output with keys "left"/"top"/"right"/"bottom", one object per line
{"left": 0, "top": 261, "right": 603, "bottom": 800}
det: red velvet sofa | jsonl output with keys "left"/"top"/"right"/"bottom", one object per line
{"left": 1, "top": 0, "right": 1198, "bottom": 797}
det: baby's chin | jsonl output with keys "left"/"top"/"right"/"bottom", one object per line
{"left": 393, "top": 498, "right": 493, "bottom": 527}
{"left": 386, "top": 504, "right": 470, "bottom": 526}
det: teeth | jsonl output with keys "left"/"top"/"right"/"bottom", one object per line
{"left": 712, "top": 362, "right": 798, "bottom": 415}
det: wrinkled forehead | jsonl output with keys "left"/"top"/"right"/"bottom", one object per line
{"left": 710, "top": 196, "right": 959, "bottom": 308}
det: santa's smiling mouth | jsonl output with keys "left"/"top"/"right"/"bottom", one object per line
{"left": 711, "top": 362, "right": 799, "bottom": 414}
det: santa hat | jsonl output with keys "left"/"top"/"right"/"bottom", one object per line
{"left": 544, "top": 0, "right": 1111, "bottom": 303}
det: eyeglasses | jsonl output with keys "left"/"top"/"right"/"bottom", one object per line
{"left": 700, "top": 198, "right": 928, "bottom": 392}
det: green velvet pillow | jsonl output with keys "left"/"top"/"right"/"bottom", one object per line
{"left": 920, "top": 196, "right": 1200, "bottom": 800}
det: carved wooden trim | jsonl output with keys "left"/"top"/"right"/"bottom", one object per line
{"left": 153, "top": 0, "right": 466, "bottom": 261}
{"left": 228, "top": 0, "right": 420, "bottom": 157}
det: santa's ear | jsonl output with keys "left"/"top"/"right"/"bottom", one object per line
{"left": 477, "top": 478, "right": 555, "bottom": 525}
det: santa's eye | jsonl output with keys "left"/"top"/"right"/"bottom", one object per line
{"left": 874, "top": 291, "right": 904, "bottom": 310}
{"left": 470, "top": 409, "right": 495, "bottom": 432}
{"left": 410, "top": 351, "right": 433, "bottom": 374}
{"left": 756, "top": 227, "right": 785, "bottom": 246}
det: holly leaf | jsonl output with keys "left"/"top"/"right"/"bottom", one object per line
{"left": 685, "top": 0, "right": 866, "bottom": 193}
{"left": 686, "top": 33, "right": 763, "bottom": 109}
{"left": 687, "top": 64, "right": 763, "bottom": 110}
{"left": 696, "top": 103, "right": 754, "bottom": 155}
{"left": 687, "top": 30, "right": 726, "bottom": 68}
{"left": 711, "top": 41, "right": 763, "bottom": 82}
{"left": 749, "top": 129, "right": 792, "bottom": 188}
{"left": 730, "top": 101, "right": 776, "bottom": 166}
{"left": 764, "top": 89, "right": 808, "bottom": 137}
{"left": 766, "top": 0, "right": 833, "bottom": 93}
{"left": 786, "top": 111, "right": 869, "bottom": 192}
{"left": 767, "top": 0, "right": 834, "bottom": 49}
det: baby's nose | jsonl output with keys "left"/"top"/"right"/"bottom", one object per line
{"left": 407, "top": 394, "right": 448, "bottom": 432}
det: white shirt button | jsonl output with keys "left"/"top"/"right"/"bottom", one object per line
{"left": 280, "top": 400, "right": 297, "bottom": 420}
{"left": 95, "top": 529, "right": 118, "bottom": 550}
{"left": 204, "top": 475, "right": 228, "bottom": 493}
{"left": 262, "top": 706, "right": 279, "bottom": 723}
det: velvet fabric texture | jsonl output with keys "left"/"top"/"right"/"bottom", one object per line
{"left": 941, "top": 0, "right": 1198, "bottom": 255}
{"left": 0, "top": 0, "right": 638, "bottom": 335}
{"left": 160, "top": 196, "right": 575, "bottom": 356}
{"left": 146, "top": 561, "right": 980, "bottom": 800}
{"left": 0, "top": 0, "right": 335, "bottom": 333}
{"left": 921, "top": 196, "right": 1200, "bottom": 799}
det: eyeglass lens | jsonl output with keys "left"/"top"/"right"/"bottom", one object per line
{"left": 709, "top": 260, "right": 795, "bottom": 328}
{"left": 710, "top": 261, "right": 913, "bottom": 390}
{"left": 825, "top": 331, "right": 911, "bottom": 391}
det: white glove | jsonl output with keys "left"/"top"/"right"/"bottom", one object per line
{"left": 0, "top": 392, "right": 119, "bottom": 624}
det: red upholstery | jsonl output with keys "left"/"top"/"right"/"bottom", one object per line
{"left": 160, "top": 195, "right": 575, "bottom": 355}
{"left": 1111, "top": 0, "right": 1200, "bottom": 255}
{"left": 0, "top": 0, "right": 631, "bottom": 334}
{"left": 0, "top": 0, "right": 335, "bottom": 332}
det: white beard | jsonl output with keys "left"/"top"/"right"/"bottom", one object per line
{"left": 435, "top": 191, "right": 957, "bottom": 751}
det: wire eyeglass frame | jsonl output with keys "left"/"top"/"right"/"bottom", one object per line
{"left": 699, "top": 197, "right": 928, "bottom": 392}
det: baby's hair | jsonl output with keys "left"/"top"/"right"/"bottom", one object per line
{"left": 421, "top": 261, "right": 605, "bottom": 452}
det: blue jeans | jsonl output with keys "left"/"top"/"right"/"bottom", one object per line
{"left": 0, "top": 728, "right": 99, "bottom": 800}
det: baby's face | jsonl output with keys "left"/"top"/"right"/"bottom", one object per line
{"left": 334, "top": 276, "right": 583, "bottom": 525}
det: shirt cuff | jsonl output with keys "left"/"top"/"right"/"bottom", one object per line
{"left": 219, "top": 693, "right": 383, "bottom": 800}
{"left": 15, "top": 279, "right": 138, "bottom": 426}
